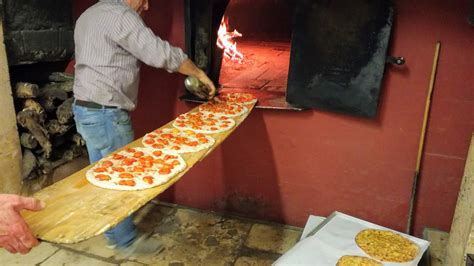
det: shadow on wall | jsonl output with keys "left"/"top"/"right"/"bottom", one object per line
{"left": 132, "top": 65, "right": 183, "bottom": 137}
{"left": 218, "top": 110, "right": 284, "bottom": 223}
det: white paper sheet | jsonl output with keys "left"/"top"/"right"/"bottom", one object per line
{"left": 274, "top": 212, "right": 430, "bottom": 266}
{"left": 300, "top": 215, "right": 326, "bottom": 240}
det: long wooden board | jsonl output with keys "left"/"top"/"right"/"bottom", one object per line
{"left": 0, "top": 19, "right": 22, "bottom": 194}
{"left": 22, "top": 103, "right": 255, "bottom": 244}
{"left": 445, "top": 133, "right": 474, "bottom": 265}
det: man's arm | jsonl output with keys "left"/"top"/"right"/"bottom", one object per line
{"left": 0, "top": 194, "right": 44, "bottom": 254}
{"left": 110, "top": 10, "right": 215, "bottom": 99}
{"left": 111, "top": 10, "right": 187, "bottom": 72}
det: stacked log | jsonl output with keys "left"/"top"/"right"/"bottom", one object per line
{"left": 14, "top": 72, "right": 86, "bottom": 180}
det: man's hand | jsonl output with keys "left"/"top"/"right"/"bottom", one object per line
{"left": 195, "top": 72, "right": 217, "bottom": 100}
{"left": 178, "top": 59, "right": 217, "bottom": 100}
{"left": 0, "top": 194, "right": 45, "bottom": 254}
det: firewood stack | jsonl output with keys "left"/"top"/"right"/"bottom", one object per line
{"left": 14, "top": 72, "right": 86, "bottom": 180}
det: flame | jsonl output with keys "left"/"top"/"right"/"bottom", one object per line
{"left": 217, "top": 16, "right": 244, "bottom": 63}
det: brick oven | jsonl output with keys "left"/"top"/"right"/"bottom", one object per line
{"left": 182, "top": 0, "right": 404, "bottom": 116}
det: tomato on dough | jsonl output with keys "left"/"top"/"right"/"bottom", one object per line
{"left": 122, "top": 158, "right": 137, "bottom": 166}
{"left": 159, "top": 168, "right": 171, "bottom": 175}
{"left": 143, "top": 176, "right": 154, "bottom": 184}
{"left": 101, "top": 160, "right": 113, "bottom": 168}
{"left": 95, "top": 174, "right": 111, "bottom": 181}
{"left": 112, "top": 166, "right": 125, "bottom": 172}
{"left": 144, "top": 139, "right": 155, "bottom": 144}
{"left": 93, "top": 167, "right": 107, "bottom": 173}
{"left": 133, "top": 151, "right": 145, "bottom": 158}
{"left": 118, "top": 180, "right": 136, "bottom": 186}
{"left": 119, "top": 173, "right": 134, "bottom": 179}
{"left": 113, "top": 153, "right": 124, "bottom": 160}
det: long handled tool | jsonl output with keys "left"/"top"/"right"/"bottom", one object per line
{"left": 406, "top": 42, "right": 441, "bottom": 235}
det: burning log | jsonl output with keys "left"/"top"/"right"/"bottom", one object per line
{"left": 21, "top": 149, "right": 37, "bottom": 180}
{"left": 56, "top": 98, "right": 73, "bottom": 124}
{"left": 15, "top": 82, "right": 39, "bottom": 98}
{"left": 17, "top": 110, "right": 52, "bottom": 158}
{"left": 217, "top": 16, "right": 244, "bottom": 63}
{"left": 20, "top": 132, "right": 38, "bottom": 149}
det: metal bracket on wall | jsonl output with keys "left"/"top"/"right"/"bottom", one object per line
{"left": 386, "top": 56, "right": 405, "bottom": 66}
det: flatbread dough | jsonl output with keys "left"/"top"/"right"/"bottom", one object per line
{"left": 142, "top": 128, "right": 215, "bottom": 153}
{"left": 86, "top": 147, "right": 186, "bottom": 191}
{"left": 355, "top": 229, "right": 420, "bottom": 262}
{"left": 215, "top": 92, "right": 257, "bottom": 105}
{"left": 199, "top": 101, "right": 248, "bottom": 117}
{"left": 173, "top": 111, "right": 236, "bottom": 134}
{"left": 336, "top": 255, "right": 382, "bottom": 266}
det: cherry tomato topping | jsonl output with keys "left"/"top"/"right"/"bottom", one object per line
{"left": 119, "top": 173, "right": 134, "bottom": 179}
{"left": 113, "top": 153, "right": 124, "bottom": 160}
{"left": 112, "top": 166, "right": 125, "bottom": 172}
{"left": 159, "top": 168, "right": 171, "bottom": 175}
{"left": 93, "top": 167, "right": 107, "bottom": 173}
{"left": 143, "top": 176, "right": 154, "bottom": 184}
{"left": 133, "top": 151, "right": 144, "bottom": 158}
{"left": 144, "top": 139, "right": 155, "bottom": 144}
{"left": 102, "top": 161, "right": 113, "bottom": 168}
{"left": 118, "top": 180, "right": 136, "bottom": 186}
{"left": 95, "top": 174, "right": 111, "bottom": 181}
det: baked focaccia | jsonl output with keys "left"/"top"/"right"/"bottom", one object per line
{"left": 355, "top": 229, "right": 419, "bottom": 262}
{"left": 336, "top": 255, "right": 382, "bottom": 266}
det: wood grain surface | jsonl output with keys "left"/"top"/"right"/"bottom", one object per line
{"left": 445, "top": 133, "right": 474, "bottom": 266}
{"left": 22, "top": 102, "right": 255, "bottom": 244}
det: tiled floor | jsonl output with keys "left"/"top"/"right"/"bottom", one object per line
{"left": 0, "top": 201, "right": 302, "bottom": 265}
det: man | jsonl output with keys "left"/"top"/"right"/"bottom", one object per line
{"left": 0, "top": 194, "right": 44, "bottom": 254}
{"left": 72, "top": 0, "right": 215, "bottom": 254}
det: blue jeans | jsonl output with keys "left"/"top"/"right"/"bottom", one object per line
{"left": 73, "top": 103, "right": 137, "bottom": 248}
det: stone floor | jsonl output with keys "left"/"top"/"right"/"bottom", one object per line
{"left": 0, "top": 200, "right": 302, "bottom": 265}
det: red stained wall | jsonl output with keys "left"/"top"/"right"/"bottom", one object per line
{"left": 73, "top": 0, "right": 474, "bottom": 236}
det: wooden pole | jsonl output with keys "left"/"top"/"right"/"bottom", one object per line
{"left": 0, "top": 18, "right": 22, "bottom": 194}
{"left": 406, "top": 42, "right": 441, "bottom": 234}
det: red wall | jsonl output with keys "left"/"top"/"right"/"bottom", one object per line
{"left": 73, "top": 0, "right": 474, "bottom": 236}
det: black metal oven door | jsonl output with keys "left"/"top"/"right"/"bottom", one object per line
{"left": 286, "top": 0, "right": 394, "bottom": 117}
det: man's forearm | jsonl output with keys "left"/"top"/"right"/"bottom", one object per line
{"left": 177, "top": 59, "right": 206, "bottom": 79}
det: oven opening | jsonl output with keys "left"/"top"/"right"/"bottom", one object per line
{"left": 183, "top": 0, "right": 396, "bottom": 115}
{"left": 216, "top": 0, "right": 298, "bottom": 109}
{"left": 182, "top": 0, "right": 301, "bottom": 110}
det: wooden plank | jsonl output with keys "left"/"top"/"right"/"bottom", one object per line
{"left": 445, "top": 133, "right": 474, "bottom": 265}
{"left": 22, "top": 103, "right": 255, "bottom": 244}
{"left": 423, "top": 228, "right": 449, "bottom": 266}
{"left": 0, "top": 19, "right": 22, "bottom": 194}
{"left": 467, "top": 219, "right": 474, "bottom": 255}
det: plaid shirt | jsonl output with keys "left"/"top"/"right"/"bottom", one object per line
{"left": 73, "top": 0, "right": 188, "bottom": 111}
